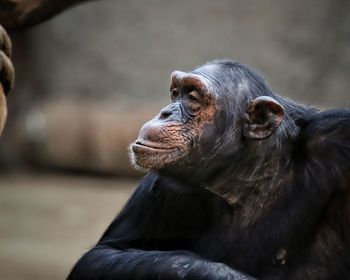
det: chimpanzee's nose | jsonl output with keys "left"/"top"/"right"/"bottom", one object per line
{"left": 159, "top": 108, "right": 172, "bottom": 120}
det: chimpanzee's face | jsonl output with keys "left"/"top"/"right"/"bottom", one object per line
{"left": 130, "top": 68, "right": 221, "bottom": 171}
{"left": 130, "top": 61, "right": 285, "bottom": 173}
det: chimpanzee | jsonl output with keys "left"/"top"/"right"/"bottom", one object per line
{"left": 67, "top": 60, "right": 350, "bottom": 280}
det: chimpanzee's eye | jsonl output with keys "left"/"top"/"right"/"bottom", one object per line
{"left": 188, "top": 91, "right": 200, "bottom": 102}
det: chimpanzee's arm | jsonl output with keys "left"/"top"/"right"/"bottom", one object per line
{"left": 67, "top": 246, "right": 253, "bottom": 280}
{"left": 67, "top": 173, "right": 255, "bottom": 280}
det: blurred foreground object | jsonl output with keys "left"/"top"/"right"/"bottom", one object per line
{"left": 0, "top": 0, "right": 97, "bottom": 138}
{"left": 0, "top": 84, "right": 7, "bottom": 134}
{"left": 0, "top": 24, "right": 14, "bottom": 135}
{"left": 0, "top": 0, "right": 98, "bottom": 29}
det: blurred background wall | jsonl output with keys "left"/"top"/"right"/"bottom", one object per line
{"left": 0, "top": 0, "right": 349, "bottom": 279}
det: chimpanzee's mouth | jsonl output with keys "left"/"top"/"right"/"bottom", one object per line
{"left": 132, "top": 140, "right": 176, "bottom": 151}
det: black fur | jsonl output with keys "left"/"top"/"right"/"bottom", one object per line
{"left": 67, "top": 60, "right": 350, "bottom": 280}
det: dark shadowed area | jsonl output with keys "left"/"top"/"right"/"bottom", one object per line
{"left": 0, "top": 0, "right": 349, "bottom": 279}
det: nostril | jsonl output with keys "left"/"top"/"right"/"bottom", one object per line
{"left": 160, "top": 110, "right": 172, "bottom": 120}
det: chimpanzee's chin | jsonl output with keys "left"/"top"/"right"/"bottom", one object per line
{"left": 130, "top": 145, "right": 190, "bottom": 172}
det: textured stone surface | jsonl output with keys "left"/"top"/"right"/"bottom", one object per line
{"left": 13, "top": 0, "right": 349, "bottom": 107}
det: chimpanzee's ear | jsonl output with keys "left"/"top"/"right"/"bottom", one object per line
{"left": 242, "top": 96, "right": 284, "bottom": 140}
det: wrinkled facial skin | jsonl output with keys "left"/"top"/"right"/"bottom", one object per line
{"left": 131, "top": 71, "right": 218, "bottom": 172}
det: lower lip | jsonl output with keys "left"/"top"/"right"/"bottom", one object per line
{"left": 131, "top": 143, "right": 175, "bottom": 152}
